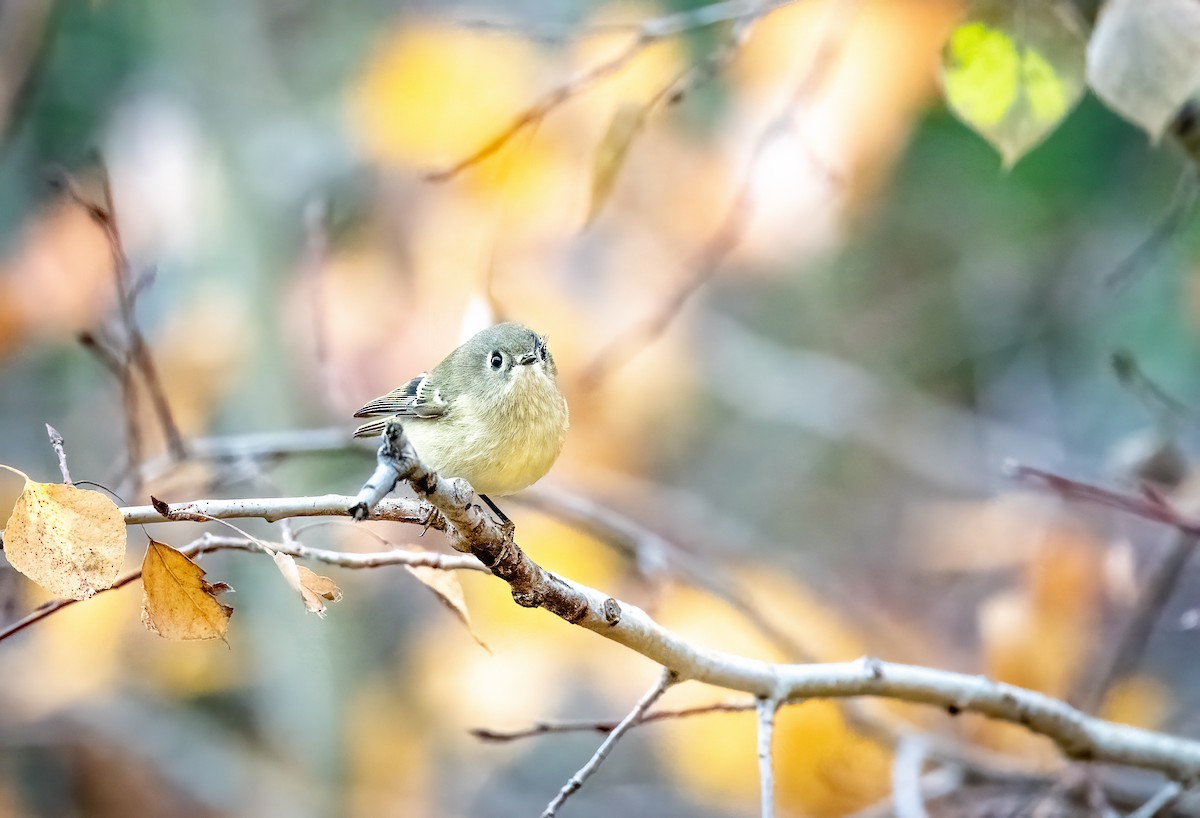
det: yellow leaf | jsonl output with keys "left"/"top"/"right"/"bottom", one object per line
{"left": 586, "top": 102, "right": 647, "bottom": 225}
{"left": 940, "top": 0, "right": 1087, "bottom": 166}
{"left": 140, "top": 538, "right": 232, "bottom": 641}
{"left": 272, "top": 552, "right": 342, "bottom": 618}
{"left": 406, "top": 564, "right": 489, "bottom": 652}
{"left": 2, "top": 470, "right": 125, "bottom": 600}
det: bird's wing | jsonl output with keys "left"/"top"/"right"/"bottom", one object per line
{"left": 352, "top": 373, "right": 448, "bottom": 438}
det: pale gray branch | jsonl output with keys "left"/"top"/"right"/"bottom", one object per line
{"left": 123, "top": 494, "right": 430, "bottom": 526}
{"left": 1128, "top": 782, "right": 1184, "bottom": 818}
{"left": 541, "top": 669, "right": 677, "bottom": 817}
{"left": 756, "top": 697, "right": 780, "bottom": 818}
{"left": 893, "top": 736, "right": 931, "bottom": 818}
{"left": 45, "top": 423, "right": 72, "bottom": 484}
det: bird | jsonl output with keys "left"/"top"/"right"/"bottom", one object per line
{"left": 353, "top": 322, "right": 569, "bottom": 520}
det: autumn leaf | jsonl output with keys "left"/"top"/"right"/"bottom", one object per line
{"left": 940, "top": 0, "right": 1087, "bottom": 166}
{"left": 1087, "top": 0, "right": 1200, "bottom": 141}
{"left": 406, "top": 564, "right": 489, "bottom": 651}
{"left": 272, "top": 551, "right": 342, "bottom": 618}
{"left": 140, "top": 539, "right": 233, "bottom": 641}
{"left": 1, "top": 465, "right": 125, "bottom": 600}
{"left": 586, "top": 102, "right": 647, "bottom": 224}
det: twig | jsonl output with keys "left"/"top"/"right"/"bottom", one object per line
{"left": 0, "top": 0, "right": 51, "bottom": 144}
{"left": 471, "top": 700, "right": 756, "bottom": 742}
{"left": 44, "top": 424, "right": 72, "bottom": 485}
{"left": 300, "top": 199, "right": 348, "bottom": 410}
{"left": 124, "top": 494, "right": 432, "bottom": 527}
{"left": 97, "top": 169, "right": 186, "bottom": 464}
{"left": 455, "top": 0, "right": 800, "bottom": 43}
{"left": 1011, "top": 463, "right": 1200, "bottom": 536}
{"left": 1127, "top": 782, "right": 1184, "bottom": 818}
{"left": 541, "top": 668, "right": 677, "bottom": 817}
{"left": 426, "top": 37, "right": 645, "bottom": 182}
{"left": 61, "top": 168, "right": 187, "bottom": 488}
{"left": 845, "top": 767, "right": 965, "bottom": 818}
{"left": 1105, "top": 168, "right": 1199, "bottom": 292}
{"left": 893, "top": 736, "right": 931, "bottom": 818}
{"left": 578, "top": 0, "right": 860, "bottom": 389}
{"left": 1084, "top": 531, "right": 1200, "bottom": 713}
{"left": 77, "top": 330, "right": 125, "bottom": 377}
{"left": 1111, "top": 350, "right": 1192, "bottom": 432}
{"left": 0, "top": 533, "right": 485, "bottom": 644}
{"left": 427, "top": 0, "right": 805, "bottom": 181}
{"left": 138, "top": 426, "right": 356, "bottom": 483}
{"left": 756, "top": 697, "right": 780, "bottom": 818}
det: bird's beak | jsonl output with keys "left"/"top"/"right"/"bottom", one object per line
{"left": 519, "top": 335, "right": 548, "bottom": 366}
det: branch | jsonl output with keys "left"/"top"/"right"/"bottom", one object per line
{"left": 1083, "top": 531, "right": 1200, "bottom": 713}
{"left": 124, "top": 494, "right": 431, "bottom": 527}
{"left": 541, "top": 668, "right": 677, "bottom": 817}
{"left": 45, "top": 424, "right": 72, "bottom": 485}
{"left": 0, "top": 533, "right": 486, "bottom": 644}
{"left": 59, "top": 167, "right": 187, "bottom": 493}
{"left": 426, "top": 0, "right": 804, "bottom": 181}
{"left": 892, "top": 736, "right": 931, "bottom": 818}
{"left": 471, "top": 700, "right": 756, "bottom": 742}
{"left": 455, "top": 0, "right": 800, "bottom": 43}
{"left": 756, "top": 697, "right": 780, "bottom": 818}
{"left": 578, "top": 0, "right": 860, "bottom": 389}
{"left": 1011, "top": 463, "right": 1200, "bottom": 536}
{"left": 326, "top": 423, "right": 1200, "bottom": 783}
{"left": 1129, "top": 782, "right": 1185, "bottom": 818}
{"left": 107, "top": 427, "right": 1200, "bottom": 785}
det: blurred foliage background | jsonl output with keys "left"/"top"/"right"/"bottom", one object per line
{"left": 1, "top": 0, "right": 1199, "bottom": 816}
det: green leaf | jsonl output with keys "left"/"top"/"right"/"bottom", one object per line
{"left": 941, "top": 0, "right": 1087, "bottom": 167}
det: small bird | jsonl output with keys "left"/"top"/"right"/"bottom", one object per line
{"left": 353, "top": 322, "right": 569, "bottom": 517}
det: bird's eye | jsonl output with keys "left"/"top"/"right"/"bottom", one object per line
{"left": 489, "top": 351, "right": 504, "bottom": 370}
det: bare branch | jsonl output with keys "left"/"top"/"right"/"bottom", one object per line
{"left": 1128, "top": 782, "right": 1184, "bottom": 818}
{"left": 0, "top": 0, "right": 51, "bottom": 143}
{"left": 456, "top": 0, "right": 801, "bottom": 43}
{"left": 11, "top": 429, "right": 1200, "bottom": 785}
{"left": 756, "top": 697, "right": 780, "bottom": 818}
{"left": 846, "top": 767, "right": 965, "bottom": 818}
{"left": 124, "top": 493, "right": 432, "bottom": 527}
{"left": 427, "top": 0, "right": 806, "bottom": 182}
{"left": 0, "top": 533, "right": 485, "bottom": 644}
{"left": 77, "top": 330, "right": 125, "bottom": 376}
{"left": 579, "top": 0, "right": 860, "bottom": 389}
{"left": 1082, "top": 531, "right": 1200, "bottom": 713}
{"left": 541, "top": 668, "right": 677, "bottom": 817}
{"left": 1011, "top": 463, "right": 1200, "bottom": 536}
{"left": 44, "top": 424, "right": 72, "bottom": 485}
{"left": 471, "top": 700, "right": 757, "bottom": 742}
{"left": 892, "top": 736, "right": 931, "bottom": 818}
{"left": 426, "top": 36, "right": 645, "bottom": 183}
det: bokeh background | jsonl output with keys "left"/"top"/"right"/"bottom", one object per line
{"left": 1, "top": 0, "right": 1199, "bottom": 816}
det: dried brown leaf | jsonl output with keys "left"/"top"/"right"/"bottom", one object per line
{"left": 2, "top": 474, "right": 125, "bottom": 599}
{"left": 406, "top": 564, "right": 489, "bottom": 651}
{"left": 141, "top": 538, "right": 233, "bottom": 641}
{"left": 272, "top": 552, "right": 342, "bottom": 618}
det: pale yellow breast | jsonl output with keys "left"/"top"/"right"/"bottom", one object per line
{"left": 404, "top": 365, "right": 567, "bottom": 496}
